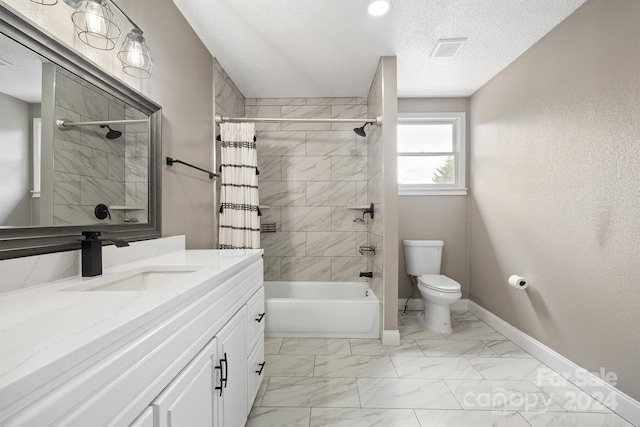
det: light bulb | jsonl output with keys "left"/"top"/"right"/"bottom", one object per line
{"left": 126, "top": 41, "right": 145, "bottom": 68}
{"left": 84, "top": 1, "right": 106, "bottom": 35}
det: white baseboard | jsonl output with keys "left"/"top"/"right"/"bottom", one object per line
{"left": 381, "top": 329, "right": 400, "bottom": 346}
{"left": 398, "top": 298, "right": 469, "bottom": 312}
{"left": 468, "top": 301, "right": 640, "bottom": 426}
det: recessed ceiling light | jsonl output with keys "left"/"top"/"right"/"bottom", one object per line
{"left": 368, "top": 0, "right": 391, "bottom": 16}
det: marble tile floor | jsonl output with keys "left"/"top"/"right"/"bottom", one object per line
{"left": 248, "top": 311, "right": 633, "bottom": 427}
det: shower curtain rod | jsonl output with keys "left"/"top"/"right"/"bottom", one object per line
{"left": 56, "top": 118, "right": 148, "bottom": 129}
{"left": 215, "top": 113, "right": 382, "bottom": 126}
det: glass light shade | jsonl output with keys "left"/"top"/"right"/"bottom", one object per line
{"left": 30, "top": 0, "right": 59, "bottom": 5}
{"left": 71, "top": 0, "right": 121, "bottom": 50}
{"left": 117, "top": 29, "right": 155, "bottom": 78}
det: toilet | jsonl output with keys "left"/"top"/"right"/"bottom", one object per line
{"left": 402, "top": 240, "right": 461, "bottom": 334}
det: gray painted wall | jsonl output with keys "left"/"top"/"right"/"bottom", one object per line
{"left": 0, "top": 92, "right": 31, "bottom": 226}
{"left": 469, "top": 0, "right": 640, "bottom": 400}
{"left": 397, "top": 98, "right": 470, "bottom": 300}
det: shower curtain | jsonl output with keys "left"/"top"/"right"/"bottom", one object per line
{"left": 218, "top": 122, "right": 260, "bottom": 249}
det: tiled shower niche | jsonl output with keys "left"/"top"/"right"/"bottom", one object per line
{"left": 249, "top": 97, "right": 371, "bottom": 282}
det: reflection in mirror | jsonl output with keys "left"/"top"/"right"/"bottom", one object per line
{"left": 0, "top": 6, "right": 161, "bottom": 260}
{"left": 0, "top": 32, "right": 46, "bottom": 227}
{"left": 0, "top": 32, "right": 149, "bottom": 228}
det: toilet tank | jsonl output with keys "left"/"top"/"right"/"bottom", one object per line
{"left": 402, "top": 240, "right": 443, "bottom": 276}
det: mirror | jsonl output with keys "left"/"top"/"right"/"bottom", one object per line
{"left": 0, "top": 7, "right": 161, "bottom": 259}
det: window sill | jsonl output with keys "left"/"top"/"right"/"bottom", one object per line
{"left": 399, "top": 188, "right": 468, "bottom": 196}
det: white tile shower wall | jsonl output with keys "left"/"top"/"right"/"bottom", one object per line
{"left": 250, "top": 97, "right": 369, "bottom": 282}
{"left": 53, "top": 68, "right": 146, "bottom": 225}
{"left": 124, "top": 106, "right": 149, "bottom": 223}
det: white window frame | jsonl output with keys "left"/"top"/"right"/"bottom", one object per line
{"left": 397, "top": 112, "right": 467, "bottom": 196}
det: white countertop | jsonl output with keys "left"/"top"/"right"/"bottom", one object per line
{"left": 0, "top": 249, "right": 263, "bottom": 402}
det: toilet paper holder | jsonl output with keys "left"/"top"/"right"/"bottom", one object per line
{"left": 508, "top": 275, "right": 528, "bottom": 289}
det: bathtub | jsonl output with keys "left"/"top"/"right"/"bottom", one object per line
{"left": 264, "top": 281, "right": 380, "bottom": 339}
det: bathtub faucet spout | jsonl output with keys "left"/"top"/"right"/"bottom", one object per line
{"left": 359, "top": 271, "right": 373, "bottom": 278}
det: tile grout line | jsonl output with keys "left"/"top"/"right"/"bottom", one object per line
{"left": 412, "top": 408, "right": 424, "bottom": 427}
{"left": 354, "top": 376, "right": 363, "bottom": 409}
{"left": 441, "top": 378, "right": 464, "bottom": 411}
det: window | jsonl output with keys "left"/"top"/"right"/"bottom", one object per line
{"left": 397, "top": 112, "right": 466, "bottom": 195}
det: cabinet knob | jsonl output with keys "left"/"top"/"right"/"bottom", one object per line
{"left": 255, "top": 362, "right": 266, "bottom": 375}
{"left": 255, "top": 313, "right": 266, "bottom": 323}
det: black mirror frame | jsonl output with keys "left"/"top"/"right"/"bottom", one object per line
{"left": 0, "top": 6, "right": 162, "bottom": 259}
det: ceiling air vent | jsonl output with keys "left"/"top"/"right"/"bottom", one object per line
{"left": 431, "top": 38, "right": 467, "bottom": 58}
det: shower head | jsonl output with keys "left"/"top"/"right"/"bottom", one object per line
{"left": 100, "top": 125, "right": 122, "bottom": 140}
{"left": 354, "top": 122, "right": 373, "bottom": 137}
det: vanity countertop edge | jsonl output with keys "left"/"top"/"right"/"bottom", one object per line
{"left": 0, "top": 248, "right": 264, "bottom": 415}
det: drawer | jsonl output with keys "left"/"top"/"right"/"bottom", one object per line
{"left": 246, "top": 287, "right": 265, "bottom": 351}
{"left": 246, "top": 334, "right": 265, "bottom": 413}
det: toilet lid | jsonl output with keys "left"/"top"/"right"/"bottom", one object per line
{"left": 418, "top": 275, "right": 461, "bottom": 293}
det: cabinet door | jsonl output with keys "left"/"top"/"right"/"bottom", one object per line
{"left": 246, "top": 287, "right": 265, "bottom": 351}
{"left": 152, "top": 338, "right": 218, "bottom": 427}
{"left": 216, "top": 308, "right": 247, "bottom": 427}
{"left": 247, "top": 333, "right": 265, "bottom": 413}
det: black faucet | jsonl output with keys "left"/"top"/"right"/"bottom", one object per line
{"left": 81, "top": 231, "right": 129, "bottom": 277}
{"left": 359, "top": 271, "right": 373, "bottom": 278}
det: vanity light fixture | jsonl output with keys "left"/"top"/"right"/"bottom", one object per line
{"left": 31, "top": 0, "right": 155, "bottom": 78}
{"left": 117, "top": 28, "right": 155, "bottom": 78}
{"left": 71, "top": 0, "right": 121, "bottom": 50}
{"left": 368, "top": 0, "right": 391, "bottom": 16}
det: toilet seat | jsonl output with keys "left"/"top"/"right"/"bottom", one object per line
{"left": 418, "top": 275, "right": 461, "bottom": 293}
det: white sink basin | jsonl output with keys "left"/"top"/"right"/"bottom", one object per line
{"left": 61, "top": 266, "right": 203, "bottom": 292}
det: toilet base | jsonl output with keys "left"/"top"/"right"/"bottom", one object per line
{"left": 418, "top": 302, "right": 453, "bottom": 334}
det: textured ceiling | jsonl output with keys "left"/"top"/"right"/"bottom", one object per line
{"left": 172, "top": 0, "right": 588, "bottom": 98}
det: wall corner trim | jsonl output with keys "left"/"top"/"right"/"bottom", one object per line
{"left": 468, "top": 301, "right": 640, "bottom": 426}
{"left": 381, "top": 329, "right": 400, "bottom": 347}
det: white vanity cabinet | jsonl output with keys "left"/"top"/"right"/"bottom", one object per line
{"left": 148, "top": 288, "right": 263, "bottom": 427}
{"left": 0, "top": 252, "right": 264, "bottom": 427}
